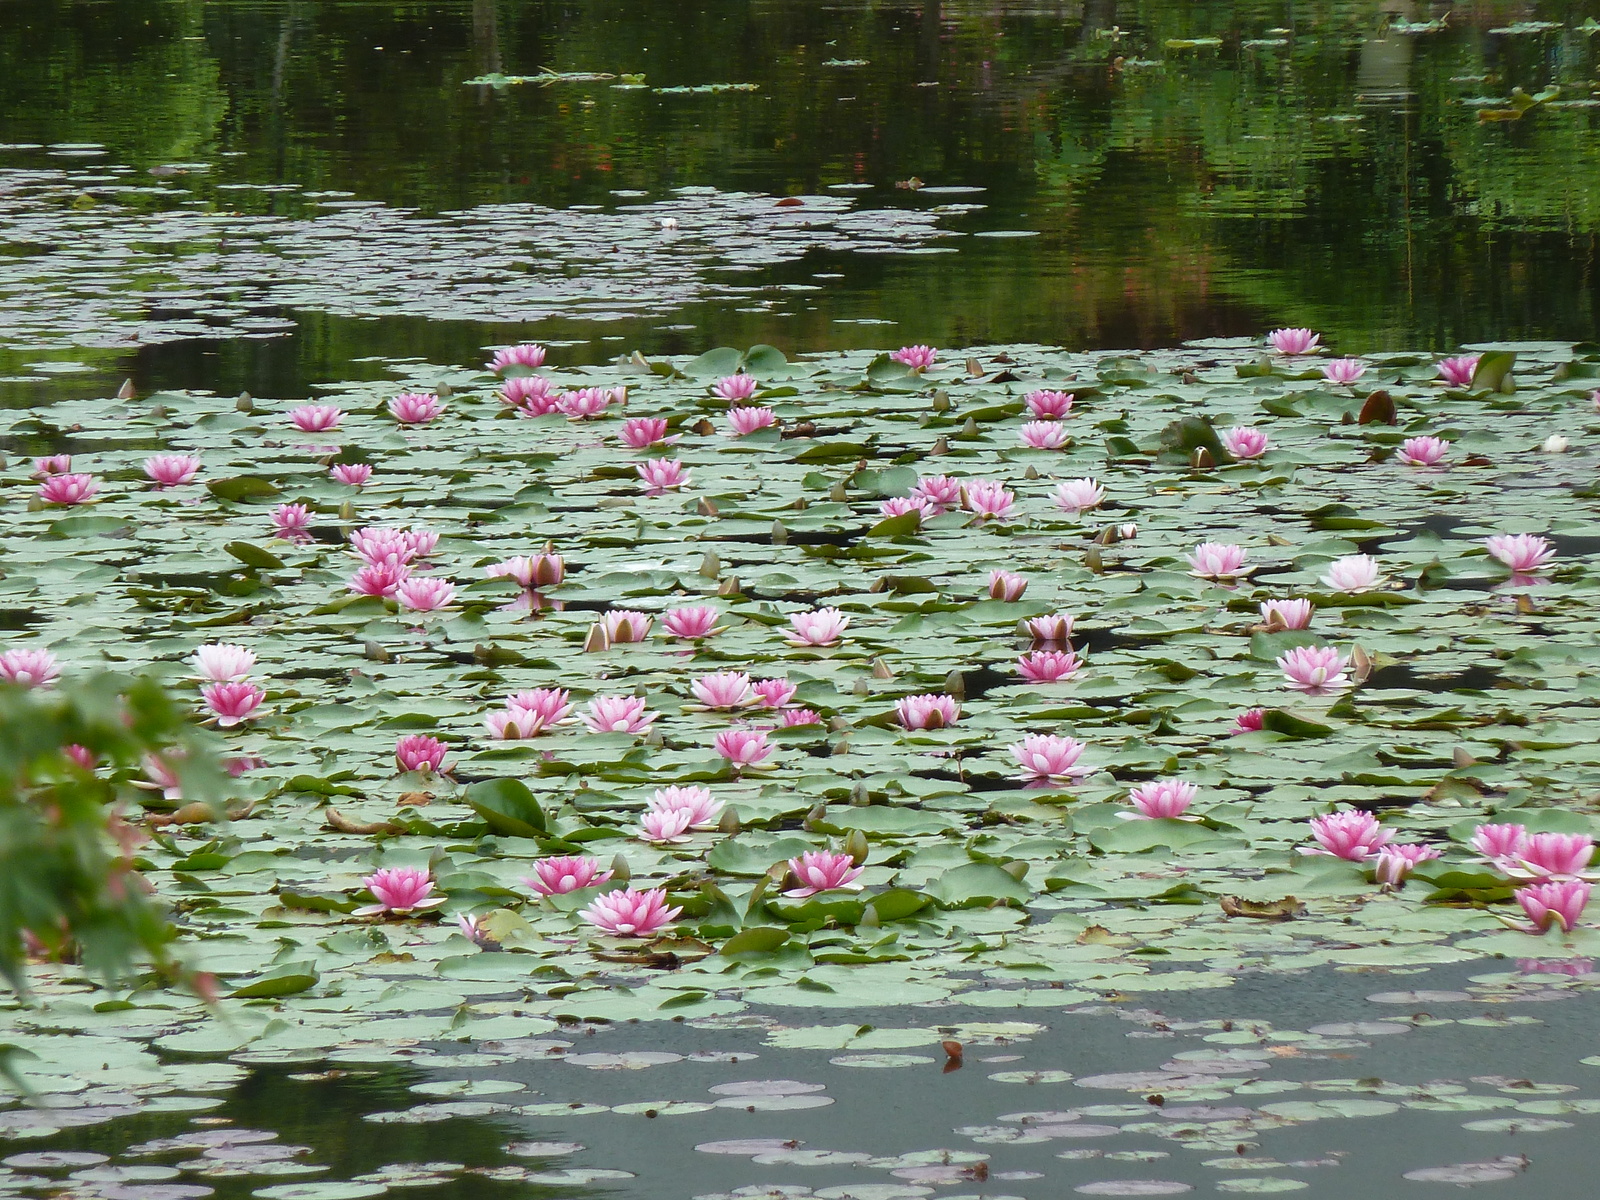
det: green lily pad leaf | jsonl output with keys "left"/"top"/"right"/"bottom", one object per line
{"left": 1469, "top": 350, "right": 1516, "bottom": 392}
{"left": 683, "top": 347, "right": 743, "bottom": 377}
{"left": 718, "top": 927, "right": 791, "bottom": 957}
{"left": 1260, "top": 709, "right": 1335, "bottom": 739}
{"left": 231, "top": 962, "right": 320, "bottom": 999}
{"left": 464, "top": 778, "right": 546, "bottom": 836}
{"left": 208, "top": 476, "right": 282, "bottom": 503}
{"left": 927, "top": 863, "right": 1032, "bottom": 908}
{"left": 226, "top": 542, "right": 286, "bottom": 571}
{"left": 743, "top": 344, "right": 788, "bottom": 374}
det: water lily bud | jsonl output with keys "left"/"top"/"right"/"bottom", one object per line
{"left": 1542, "top": 434, "right": 1570, "bottom": 453}
{"left": 609, "top": 854, "right": 631, "bottom": 883}
{"left": 929, "top": 436, "right": 950, "bottom": 456}
{"left": 236, "top": 392, "right": 253, "bottom": 412}
{"left": 582, "top": 622, "right": 610, "bottom": 653}
{"left": 870, "top": 657, "right": 895, "bottom": 680}
{"left": 802, "top": 803, "right": 827, "bottom": 830}
{"left": 117, "top": 378, "right": 136, "bottom": 400}
{"left": 961, "top": 417, "right": 979, "bottom": 437}
{"left": 943, "top": 669, "right": 966, "bottom": 700}
{"left": 1191, "top": 446, "right": 1214, "bottom": 470}
{"left": 849, "top": 781, "right": 871, "bottom": 807}
{"left": 829, "top": 480, "right": 849, "bottom": 503}
{"left": 771, "top": 520, "right": 788, "bottom": 545}
{"left": 716, "top": 575, "right": 740, "bottom": 597}
{"left": 1119, "top": 523, "right": 1138, "bottom": 540}
{"left": 147, "top": 404, "right": 168, "bottom": 421}
{"left": 338, "top": 499, "right": 356, "bottom": 522}
{"left": 1023, "top": 464, "right": 1039, "bottom": 480}
{"left": 843, "top": 829, "right": 870, "bottom": 864}
{"left": 1001, "top": 860, "right": 1029, "bottom": 882}
{"left": 699, "top": 550, "right": 720, "bottom": 578}
{"left": 931, "top": 391, "right": 951, "bottom": 413}
{"left": 717, "top": 808, "right": 740, "bottom": 835}
{"left": 1085, "top": 546, "right": 1104, "bottom": 573}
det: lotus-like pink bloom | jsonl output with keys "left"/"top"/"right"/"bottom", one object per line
{"left": 63, "top": 743, "right": 96, "bottom": 770}
{"left": 1268, "top": 327, "right": 1320, "bottom": 355}
{"left": 1231, "top": 707, "right": 1265, "bottom": 734}
{"left": 1025, "top": 390, "right": 1074, "bottom": 419}
{"left": 1397, "top": 436, "right": 1448, "bottom": 466}
{"left": 714, "top": 373, "right": 759, "bottom": 402}
{"left": 1278, "top": 645, "right": 1350, "bottom": 694}
{"left": 559, "top": 386, "right": 618, "bottom": 420}
{"left": 714, "top": 726, "right": 774, "bottom": 768}
{"left": 641, "top": 806, "right": 694, "bottom": 843}
{"left": 523, "top": 855, "right": 612, "bottom": 896}
{"left": 1018, "top": 420, "right": 1069, "bottom": 450}
{"left": 33, "top": 454, "right": 71, "bottom": 477}
{"left": 1510, "top": 833, "right": 1596, "bottom": 882}
{"left": 38, "top": 473, "right": 99, "bottom": 506}
{"left": 637, "top": 457, "right": 689, "bottom": 492}
{"left": 136, "top": 753, "right": 185, "bottom": 802}
{"left": 1053, "top": 478, "right": 1105, "bottom": 515}
{"left": 1374, "top": 843, "right": 1442, "bottom": 887}
{"left": 489, "top": 343, "right": 547, "bottom": 372}
{"left": 396, "top": 576, "right": 456, "bottom": 612}
{"left": 290, "top": 404, "right": 343, "bottom": 432}
{"left": 1321, "top": 554, "right": 1381, "bottom": 593}
{"left": 201, "top": 680, "right": 265, "bottom": 728}
{"left": 144, "top": 454, "right": 200, "bottom": 487}
{"left": 484, "top": 707, "right": 545, "bottom": 739}
{"left": 962, "top": 479, "right": 1016, "bottom": 521}
{"left": 752, "top": 678, "right": 798, "bottom": 708}
{"left": 330, "top": 463, "right": 372, "bottom": 487}
{"left": 989, "top": 570, "right": 1028, "bottom": 601}
{"left": 890, "top": 344, "right": 937, "bottom": 371}
{"left": 788, "top": 607, "right": 849, "bottom": 646}
{"left": 663, "top": 605, "right": 720, "bottom": 639}
{"left": 502, "top": 375, "right": 561, "bottom": 416}
{"left": 486, "top": 552, "right": 564, "bottom": 590}
{"left": 192, "top": 643, "right": 255, "bottom": 682}
{"left": 785, "top": 850, "right": 864, "bottom": 897}
{"left": 1260, "top": 599, "right": 1314, "bottom": 630}
{"left": 621, "top": 417, "right": 674, "bottom": 449}
{"left": 1322, "top": 358, "right": 1366, "bottom": 385}
{"left": 351, "top": 526, "right": 435, "bottom": 566}
{"left": 1516, "top": 880, "right": 1590, "bottom": 934}
{"left": 395, "top": 734, "right": 449, "bottom": 773}
{"left": 1026, "top": 612, "right": 1075, "bottom": 642}
{"left": 726, "top": 406, "right": 776, "bottom": 436}
{"left": 650, "top": 784, "right": 724, "bottom": 828}
{"left": 691, "top": 670, "right": 754, "bottom": 710}
{"left": 1188, "top": 542, "right": 1247, "bottom": 579}
{"left": 354, "top": 867, "right": 446, "bottom": 917}
{"left": 389, "top": 392, "right": 443, "bottom": 425}
{"left": 580, "top": 886, "right": 681, "bottom": 937}
{"left": 0, "top": 649, "right": 60, "bottom": 688}
{"left": 348, "top": 561, "right": 410, "bottom": 597}
{"left": 1010, "top": 733, "right": 1089, "bottom": 784}
{"left": 272, "top": 503, "right": 312, "bottom": 541}
{"left": 583, "top": 695, "right": 657, "bottom": 735}
{"left": 911, "top": 475, "right": 963, "bottom": 512}
{"left": 1485, "top": 533, "right": 1554, "bottom": 573}
{"left": 783, "top": 708, "right": 821, "bottom": 726}
{"left": 507, "top": 687, "right": 574, "bottom": 727}
{"left": 1221, "top": 427, "right": 1270, "bottom": 460}
{"left": 1436, "top": 354, "right": 1481, "bottom": 387}
{"left": 1307, "top": 810, "right": 1390, "bottom": 861}
{"left": 1128, "top": 779, "right": 1196, "bottom": 819}
{"left": 879, "top": 496, "right": 934, "bottom": 522}
{"left": 1016, "top": 648, "right": 1082, "bottom": 683}
{"left": 602, "top": 609, "right": 653, "bottom": 643}
{"left": 1470, "top": 823, "right": 1530, "bottom": 867}
{"left": 895, "top": 693, "right": 961, "bottom": 731}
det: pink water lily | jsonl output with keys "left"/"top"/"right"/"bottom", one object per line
{"left": 691, "top": 670, "right": 754, "bottom": 710}
{"left": 663, "top": 605, "right": 721, "bottom": 639}
{"left": 1017, "top": 649, "right": 1082, "bottom": 683}
{"left": 602, "top": 610, "right": 653, "bottom": 643}
{"left": 650, "top": 784, "right": 724, "bottom": 829}
{"left": 637, "top": 457, "right": 689, "bottom": 492}
{"left": 788, "top": 607, "right": 849, "bottom": 646}
{"left": 1221, "top": 427, "right": 1269, "bottom": 459}
{"left": 1010, "top": 733, "right": 1089, "bottom": 784}
{"left": 144, "top": 454, "right": 200, "bottom": 487}
{"left": 1504, "top": 833, "right": 1597, "bottom": 882}
{"left": 1321, "top": 554, "right": 1381, "bottom": 593}
{"left": 201, "top": 680, "right": 265, "bottom": 728}
{"left": 389, "top": 392, "right": 443, "bottom": 425}
{"left": 782, "top": 708, "right": 821, "bottom": 726}
{"left": 713, "top": 374, "right": 759, "bottom": 402}
{"left": 640, "top": 806, "right": 694, "bottom": 844}
{"left": 890, "top": 344, "right": 937, "bottom": 371}
{"left": 752, "top": 677, "right": 798, "bottom": 708}
{"left": 1306, "top": 810, "right": 1390, "bottom": 861}
{"left": 290, "top": 404, "right": 343, "bottom": 432}
{"left": 583, "top": 695, "right": 657, "bottom": 735}
{"left": 1470, "top": 822, "right": 1529, "bottom": 867}
{"left": 1127, "top": 779, "right": 1196, "bottom": 819}
{"left": 558, "top": 386, "right": 618, "bottom": 420}
{"left": 330, "top": 463, "right": 372, "bottom": 486}
{"left": 580, "top": 886, "right": 681, "bottom": 937}
{"left": 1322, "top": 358, "right": 1366, "bottom": 385}
{"left": 348, "top": 561, "right": 410, "bottom": 597}
{"left": 137, "top": 753, "right": 185, "bottom": 802}
{"left": 1516, "top": 880, "right": 1590, "bottom": 934}
{"left": 523, "top": 855, "right": 612, "bottom": 896}
{"left": 1260, "top": 599, "right": 1314, "bottom": 630}
{"left": 1018, "top": 420, "right": 1069, "bottom": 449}
{"left": 271, "top": 503, "right": 312, "bottom": 541}
{"left": 489, "top": 343, "right": 546, "bottom": 372}
{"left": 1267, "top": 327, "right": 1320, "bottom": 355}
{"left": 1374, "top": 843, "right": 1442, "bottom": 888}
{"left": 395, "top": 734, "right": 449, "bottom": 774}
{"left": 785, "top": 850, "right": 864, "bottom": 897}
{"left": 727, "top": 406, "right": 776, "bottom": 436}
{"left": 486, "top": 551, "right": 563, "bottom": 589}
{"left": 395, "top": 576, "right": 456, "bottom": 612}
{"left": 503, "top": 375, "right": 561, "bottom": 416}
{"left": 1026, "top": 612, "right": 1075, "bottom": 642}
{"left": 354, "top": 867, "right": 446, "bottom": 917}
{"left": 507, "top": 688, "right": 574, "bottom": 727}
{"left": 988, "top": 570, "right": 1027, "bottom": 601}
{"left": 1485, "top": 534, "right": 1554, "bottom": 573}
{"left": 484, "top": 707, "right": 546, "bottom": 740}
{"left": 1231, "top": 707, "right": 1265, "bottom": 734}
{"left": 38, "top": 473, "right": 99, "bottom": 506}
{"left": 1397, "top": 436, "right": 1448, "bottom": 466}
{"left": 1187, "top": 542, "right": 1247, "bottom": 579}
{"left": 192, "top": 643, "right": 255, "bottom": 682}
{"left": 32, "top": 455, "right": 71, "bottom": 477}
{"left": 910, "top": 475, "right": 963, "bottom": 512}
{"left": 879, "top": 496, "right": 934, "bottom": 522}
{"left": 962, "top": 479, "right": 1016, "bottom": 521}
{"left": 895, "top": 693, "right": 960, "bottom": 730}
{"left": 63, "top": 744, "right": 96, "bottom": 770}
{"left": 621, "top": 417, "right": 675, "bottom": 449}
{"left": 1025, "top": 390, "right": 1074, "bottom": 419}
{"left": 1053, "top": 478, "right": 1105, "bottom": 515}
{"left": 351, "top": 526, "right": 435, "bottom": 566}
{"left": 0, "top": 649, "right": 60, "bottom": 688}
{"left": 714, "top": 726, "right": 774, "bottom": 769}
{"left": 1278, "top": 645, "right": 1350, "bottom": 694}
{"left": 1436, "top": 354, "right": 1481, "bottom": 387}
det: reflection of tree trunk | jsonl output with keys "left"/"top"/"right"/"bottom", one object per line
{"left": 1356, "top": 0, "right": 1416, "bottom": 103}
{"left": 473, "top": 0, "right": 502, "bottom": 84}
{"left": 917, "top": 0, "right": 940, "bottom": 77}
{"left": 271, "top": 4, "right": 296, "bottom": 102}
{"left": 1080, "top": 0, "right": 1116, "bottom": 48}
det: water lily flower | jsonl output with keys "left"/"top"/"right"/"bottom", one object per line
{"left": 895, "top": 693, "right": 960, "bottom": 730}
{"left": 785, "top": 850, "right": 864, "bottom": 897}
{"left": 503, "top": 375, "right": 561, "bottom": 416}
{"left": 1542, "top": 434, "right": 1570, "bottom": 454}
{"left": 1017, "top": 649, "right": 1082, "bottom": 683}
{"left": 691, "top": 670, "right": 754, "bottom": 710}
{"left": 522, "top": 855, "right": 612, "bottom": 896}
{"left": 1397, "top": 436, "right": 1448, "bottom": 466}
{"left": 752, "top": 678, "right": 798, "bottom": 708}
{"left": 354, "top": 866, "right": 446, "bottom": 917}
{"left": 489, "top": 343, "right": 546, "bottom": 372}
{"left": 723, "top": 404, "right": 777, "bottom": 436}
{"left": 32, "top": 454, "right": 71, "bottom": 477}
{"left": 1018, "top": 420, "right": 1069, "bottom": 449}
{"left": 1485, "top": 533, "right": 1554, "bottom": 573}
{"left": 1436, "top": 354, "right": 1481, "bottom": 387}
{"left": 484, "top": 707, "right": 545, "bottom": 740}
{"left": 63, "top": 744, "right": 96, "bottom": 770}
{"left": 351, "top": 526, "right": 435, "bottom": 566}
{"left": 290, "top": 404, "right": 343, "bottom": 432}
{"left": 0, "top": 649, "right": 60, "bottom": 688}
{"left": 330, "top": 463, "right": 372, "bottom": 486}
{"left": 1118, "top": 523, "right": 1138, "bottom": 540}
{"left": 1306, "top": 810, "right": 1390, "bottom": 860}
{"left": 620, "top": 416, "right": 674, "bottom": 449}
{"left": 1127, "top": 779, "right": 1196, "bottom": 819}
{"left": 1260, "top": 599, "right": 1314, "bottom": 630}
{"left": 602, "top": 610, "right": 653, "bottom": 643}
{"left": 890, "top": 344, "right": 937, "bottom": 371}
{"left": 879, "top": 495, "right": 934, "bottom": 522}
{"left": 782, "top": 708, "right": 821, "bottom": 726}
{"left": 201, "top": 680, "right": 265, "bottom": 727}
{"left": 714, "top": 374, "right": 759, "bottom": 402}
{"left": 637, "top": 457, "right": 689, "bottom": 492}
{"left": 389, "top": 392, "right": 443, "bottom": 425}
{"left": 640, "top": 806, "right": 694, "bottom": 844}
{"left": 1268, "top": 328, "right": 1320, "bottom": 355}
{"left": 650, "top": 784, "right": 724, "bottom": 828}
{"left": 38, "top": 473, "right": 99, "bottom": 506}
{"left": 1320, "top": 554, "right": 1381, "bottom": 593}
{"left": 348, "top": 561, "right": 410, "bottom": 597}
{"left": 1277, "top": 645, "right": 1350, "bottom": 694}
{"left": 507, "top": 687, "right": 574, "bottom": 727}
{"left": 962, "top": 479, "right": 1016, "bottom": 521}
{"left": 1516, "top": 880, "right": 1590, "bottom": 934}
{"left": 136, "top": 753, "right": 185, "bottom": 802}
{"left": 395, "top": 734, "right": 449, "bottom": 773}
{"left": 1507, "top": 833, "right": 1596, "bottom": 882}
{"left": 663, "top": 605, "right": 720, "bottom": 639}
{"left": 580, "top": 886, "right": 681, "bottom": 937}
{"left": 1053, "top": 478, "right": 1105, "bottom": 515}
{"left": 192, "top": 643, "right": 255, "bottom": 682}
{"left": 1187, "top": 542, "right": 1247, "bottom": 580}
{"left": 910, "top": 475, "right": 963, "bottom": 512}
{"left": 395, "top": 576, "right": 456, "bottom": 612}
{"left": 271, "top": 503, "right": 312, "bottom": 541}
{"left": 989, "top": 570, "right": 1028, "bottom": 601}
{"left": 1469, "top": 822, "right": 1529, "bottom": 868}
{"left": 1322, "top": 358, "right": 1366, "bottom": 385}
{"left": 144, "top": 454, "right": 200, "bottom": 487}
{"left": 1374, "top": 843, "right": 1441, "bottom": 887}
{"left": 558, "top": 386, "right": 616, "bottom": 420}
{"left": 1026, "top": 612, "right": 1075, "bottom": 642}
{"left": 788, "top": 607, "right": 849, "bottom": 646}
{"left": 1010, "top": 733, "right": 1089, "bottom": 784}
{"left": 583, "top": 695, "right": 657, "bottom": 735}
{"left": 1025, "top": 390, "right": 1074, "bottom": 419}
{"left": 485, "top": 551, "right": 563, "bottom": 589}
{"left": 1231, "top": 707, "right": 1265, "bottom": 734}
{"left": 714, "top": 727, "right": 774, "bottom": 768}
{"left": 1221, "top": 427, "right": 1270, "bottom": 459}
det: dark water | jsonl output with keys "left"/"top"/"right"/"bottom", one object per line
{"left": 3, "top": 0, "right": 1600, "bottom": 403}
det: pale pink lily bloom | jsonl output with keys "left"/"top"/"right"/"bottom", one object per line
{"left": 752, "top": 678, "right": 798, "bottom": 708}
{"left": 637, "top": 457, "right": 689, "bottom": 492}
{"left": 962, "top": 479, "right": 1016, "bottom": 521}
{"left": 1278, "top": 645, "right": 1350, "bottom": 694}
{"left": 1436, "top": 354, "right": 1481, "bottom": 387}
{"left": 788, "top": 607, "right": 849, "bottom": 646}
{"left": 1231, "top": 707, "right": 1265, "bottom": 734}
{"left": 1306, "top": 810, "right": 1390, "bottom": 861}
{"left": 0, "top": 649, "right": 60, "bottom": 688}
{"left": 714, "top": 374, "right": 759, "bottom": 402}
{"left": 351, "top": 526, "right": 435, "bottom": 566}
{"left": 395, "top": 734, "right": 448, "bottom": 773}
{"left": 910, "top": 475, "right": 963, "bottom": 512}
{"left": 486, "top": 552, "right": 563, "bottom": 588}
{"left": 1374, "top": 843, "right": 1441, "bottom": 887}
{"left": 503, "top": 375, "right": 561, "bottom": 416}
{"left": 1221, "top": 427, "right": 1269, "bottom": 460}
{"left": 290, "top": 404, "right": 343, "bottom": 432}
{"left": 1187, "top": 542, "right": 1247, "bottom": 579}
{"left": 354, "top": 867, "right": 446, "bottom": 917}
{"left": 63, "top": 744, "right": 96, "bottom": 770}
{"left": 890, "top": 344, "right": 937, "bottom": 371}
{"left": 522, "top": 855, "right": 612, "bottom": 897}
{"left": 583, "top": 695, "right": 657, "bottom": 735}
{"left": 1322, "top": 358, "right": 1366, "bottom": 385}
{"left": 782, "top": 708, "right": 821, "bottom": 726}
{"left": 602, "top": 610, "right": 653, "bottom": 643}
{"left": 192, "top": 643, "right": 255, "bottom": 682}
{"left": 455, "top": 913, "right": 497, "bottom": 948}
{"left": 348, "top": 561, "right": 410, "bottom": 597}
{"left": 1018, "top": 420, "right": 1069, "bottom": 449}
{"left": 1267, "top": 327, "right": 1319, "bottom": 355}
{"left": 620, "top": 417, "right": 675, "bottom": 449}
{"left": 650, "top": 784, "right": 724, "bottom": 828}
{"left": 1397, "top": 436, "right": 1448, "bottom": 466}
{"left": 144, "top": 454, "right": 200, "bottom": 487}
{"left": 726, "top": 406, "right": 776, "bottom": 436}
{"left": 1593, "top": 388, "right": 1600, "bottom": 413}
{"left": 489, "top": 343, "right": 546, "bottom": 372}
{"left": 32, "top": 454, "right": 71, "bottom": 477}
{"left": 1053, "top": 478, "right": 1105, "bottom": 515}
{"left": 640, "top": 806, "right": 694, "bottom": 844}
{"left": 663, "top": 605, "right": 720, "bottom": 639}
{"left": 271, "top": 503, "right": 312, "bottom": 540}
{"left": 1010, "top": 733, "right": 1089, "bottom": 784}
{"left": 1506, "top": 833, "right": 1596, "bottom": 882}
{"left": 1517, "top": 958, "right": 1594, "bottom": 977}
{"left": 896, "top": 693, "right": 960, "bottom": 730}
{"left": 989, "top": 570, "right": 1027, "bottom": 601}
{"left": 484, "top": 708, "right": 545, "bottom": 740}
{"left": 1026, "top": 612, "right": 1075, "bottom": 642}
{"left": 1017, "top": 649, "right": 1082, "bottom": 683}
{"left": 691, "top": 670, "right": 754, "bottom": 710}
{"left": 1127, "top": 779, "right": 1196, "bottom": 819}
{"left": 1321, "top": 554, "right": 1381, "bottom": 593}
{"left": 785, "top": 850, "right": 864, "bottom": 897}
{"left": 395, "top": 576, "right": 456, "bottom": 612}
{"left": 1516, "top": 880, "right": 1590, "bottom": 934}
{"left": 39, "top": 473, "right": 98, "bottom": 506}
{"left": 1025, "top": 390, "right": 1074, "bottom": 419}
{"left": 580, "top": 886, "right": 681, "bottom": 937}
{"left": 1260, "top": 599, "right": 1314, "bottom": 630}
{"left": 1470, "top": 823, "right": 1530, "bottom": 868}
{"left": 137, "top": 753, "right": 185, "bottom": 802}
{"left": 1485, "top": 533, "right": 1554, "bottom": 573}
{"left": 330, "top": 463, "right": 372, "bottom": 487}
{"left": 389, "top": 392, "right": 443, "bottom": 425}
{"left": 879, "top": 495, "right": 935, "bottom": 522}
{"left": 507, "top": 688, "right": 574, "bottom": 727}
{"left": 201, "top": 680, "right": 265, "bottom": 728}
{"left": 714, "top": 727, "right": 774, "bottom": 768}
{"left": 558, "top": 387, "right": 617, "bottom": 420}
